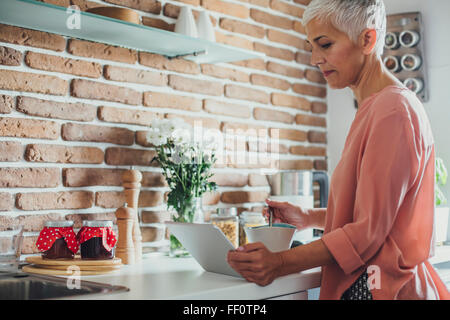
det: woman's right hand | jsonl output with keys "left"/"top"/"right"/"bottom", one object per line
{"left": 262, "top": 199, "right": 312, "bottom": 231}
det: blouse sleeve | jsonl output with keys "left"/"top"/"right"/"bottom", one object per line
{"left": 321, "top": 111, "right": 421, "bottom": 275}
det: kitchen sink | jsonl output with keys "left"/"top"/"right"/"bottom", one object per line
{"left": 0, "top": 271, "right": 129, "bottom": 300}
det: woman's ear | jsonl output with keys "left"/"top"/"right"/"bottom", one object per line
{"left": 359, "top": 28, "right": 377, "bottom": 55}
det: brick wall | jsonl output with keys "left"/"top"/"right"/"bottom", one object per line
{"left": 0, "top": 0, "right": 327, "bottom": 255}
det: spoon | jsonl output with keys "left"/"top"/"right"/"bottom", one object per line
{"left": 268, "top": 206, "right": 273, "bottom": 227}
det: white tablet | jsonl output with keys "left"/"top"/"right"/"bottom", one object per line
{"left": 165, "top": 222, "right": 243, "bottom": 278}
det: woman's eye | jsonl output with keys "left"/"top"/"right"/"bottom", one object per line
{"left": 321, "top": 43, "right": 332, "bottom": 49}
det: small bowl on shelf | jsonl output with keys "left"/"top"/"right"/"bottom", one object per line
{"left": 86, "top": 6, "right": 140, "bottom": 24}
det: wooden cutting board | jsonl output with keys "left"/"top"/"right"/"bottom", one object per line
{"left": 24, "top": 255, "right": 122, "bottom": 276}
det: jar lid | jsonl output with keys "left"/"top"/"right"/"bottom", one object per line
{"left": 240, "top": 211, "right": 263, "bottom": 217}
{"left": 240, "top": 211, "right": 266, "bottom": 222}
{"left": 44, "top": 220, "right": 74, "bottom": 228}
{"left": 82, "top": 220, "right": 113, "bottom": 227}
{"left": 216, "top": 207, "right": 237, "bottom": 216}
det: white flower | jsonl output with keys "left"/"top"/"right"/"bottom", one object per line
{"left": 146, "top": 128, "right": 168, "bottom": 146}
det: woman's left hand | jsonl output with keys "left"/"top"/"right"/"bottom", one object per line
{"left": 227, "top": 242, "right": 283, "bottom": 286}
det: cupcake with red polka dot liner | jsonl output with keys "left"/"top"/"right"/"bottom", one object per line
{"left": 36, "top": 221, "right": 78, "bottom": 259}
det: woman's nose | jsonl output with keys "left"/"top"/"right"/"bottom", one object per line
{"left": 310, "top": 48, "right": 325, "bottom": 67}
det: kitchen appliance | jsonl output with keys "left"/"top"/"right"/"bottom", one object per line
{"left": 266, "top": 170, "right": 329, "bottom": 242}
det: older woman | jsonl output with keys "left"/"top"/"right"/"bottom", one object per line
{"left": 227, "top": 0, "right": 449, "bottom": 300}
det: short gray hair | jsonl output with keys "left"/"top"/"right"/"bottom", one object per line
{"left": 303, "top": 0, "right": 387, "bottom": 57}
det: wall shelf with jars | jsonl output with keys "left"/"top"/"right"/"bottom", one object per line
{"left": 383, "top": 12, "right": 429, "bottom": 102}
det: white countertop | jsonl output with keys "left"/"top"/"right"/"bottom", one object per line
{"left": 50, "top": 245, "right": 449, "bottom": 300}
{"left": 67, "top": 253, "right": 322, "bottom": 300}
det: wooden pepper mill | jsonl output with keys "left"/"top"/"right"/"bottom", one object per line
{"left": 122, "top": 169, "right": 143, "bottom": 262}
{"left": 114, "top": 203, "right": 135, "bottom": 265}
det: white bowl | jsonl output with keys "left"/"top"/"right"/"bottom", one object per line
{"left": 244, "top": 223, "right": 296, "bottom": 252}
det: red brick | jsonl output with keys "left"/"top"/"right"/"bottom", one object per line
{"left": 266, "top": 61, "right": 304, "bottom": 79}
{"left": 231, "top": 59, "right": 266, "bottom": 71}
{"left": 104, "top": 65, "right": 167, "bottom": 86}
{"left": 0, "top": 70, "right": 68, "bottom": 96}
{"left": 0, "top": 141, "right": 23, "bottom": 162}
{"left": 164, "top": 113, "right": 221, "bottom": 130}
{"left": 201, "top": 0, "right": 249, "bottom": 19}
{"left": 0, "top": 24, "right": 65, "bottom": 52}
{"left": 105, "top": 147, "right": 157, "bottom": 166}
{"left": 314, "top": 159, "right": 328, "bottom": 171}
{"left": 221, "top": 191, "right": 269, "bottom": 204}
{"left": 0, "top": 117, "right": 60, "bottom": 140}
{"left": 219, "top": 18, "right": 265, "bottom": 39}
{"left": 202, "top": 191, "right": 221, "bottom": 205}
{"left": 98, "top": 106, "right": 161, "bottom": 126}
{"left": 104, "top": 0, "right": 162, "bottom": 14}
{"left": 278, "top": 159, "right": 313, "bottom": 170}
{"left": 63, "top": 168, "right": 124, "bottom": 187}
{"left": 293, "top": 20, "right": 306, "bottom": 35}
{"left": 0, "top": 193, "right": 14, "bottom": 211}
{"left": 0, "top": 46, "right": 22, "bottom": 66}
{"left": 311, "top": 101, "right": 327, "bottom": 114}
{"left": 295, "top": 51, "right": 311, "bottom": 65}
{"left": 308, "top": 130, "right": 327, "bottom": 143}
{"left": 0, "top": 95, "right": 14, "bottom": 114}
{"left": 271, "top": 92, "right": 311, "bottom": 111}
{"left": 270, "top": 0, "right": 304, "bottom": 18}
{"left": 68, "top": 39, "right": 137, "bottom": 64}
{"left": 141, "top": 210, "right": 171, "bottom": 224}
{"left": 236, "top": 0, "right": 269, "bottom": 6}
{"left": 214, "top": 32, "right": 253, "bottom": 51}
{"left": 0, "top": 168, "right": 60, "bottom": 188}
{"left": 139, "top": 52, "right": 200, "bottom": 75}
{"left": 292, "top": 83, "right": 327, "bottom": 98}
{"left": 16, "top": 191, "right": 94, "bottom": 210}
{"left": 17, "top": 213, "right": 66, "bottom": 232}
{"left": 16, "top": 96, "right": 96, "bottom": 122}
{"left": 143, "top": 92, "right": 202, "bottom": 112}
{"left": 250, "top": 9, "right": 293, "bottom": 29}
{"left": 210, "top": 173, "right": 248, "bottom": 187}
{"left": 253, "top": 42, "right": 295, "bottom": 61}
{"left": 289, "top": 145, "right": 326, "bottom": 156}
{"left": 221, "top": 122, "right": 267, "bottom": 137}
{"left": 247, "top": 139, "right": 288, "bottom": 154}
{"left": 62, "top": 123, "right": 134, "bottom": 145}
{"left": 250, "top": 74, "right": 290, "bottom": 91}
{"left": 295, "top": 114, "right": 327, "bottom": 127}
{"left": 25, "top": 144, "right": 103, "bottom": 164}
{"left": 201, "top": 64, "right": 249, "bottom": 82}
{"left": 203, "top": 99, "right": 251, "bottom": 118}
{"left": 71, "top": 79, "right": 142, "bottom": 105}
{"left": 96, "top": 191, "right": 163, "bottom": 208}
{"left": 25, "top": 51, "right": 102, "bottom": 78}
{"left": 225, "top": 84, "right": 270, "bottom": 104}
{"left": 270, "top": 128, "right": 307, "bottom": 142}
{"left": 174, "top": 0, "right": 201, "bottom": 5}
{"left": 141, "top": 171, "right": 167, "bottom": 187}
{"left": 293, "top": 0, "right": 311, "bottom": 4}
{"left": 266, "top": 29, "right": 306, "bottom": 50}
{"left": 253, "top": 107, "right": 294, "bottom": 124}
{"left": 169, "top": 75, "right": 223, "bottom": 96}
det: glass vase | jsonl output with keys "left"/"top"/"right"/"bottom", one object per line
{"left": 169, "top": 197, "right": 204, "bottom": 258}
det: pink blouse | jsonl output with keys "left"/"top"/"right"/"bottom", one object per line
{"left": 320, "top": 85, "right": 448, "bottom": 300}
